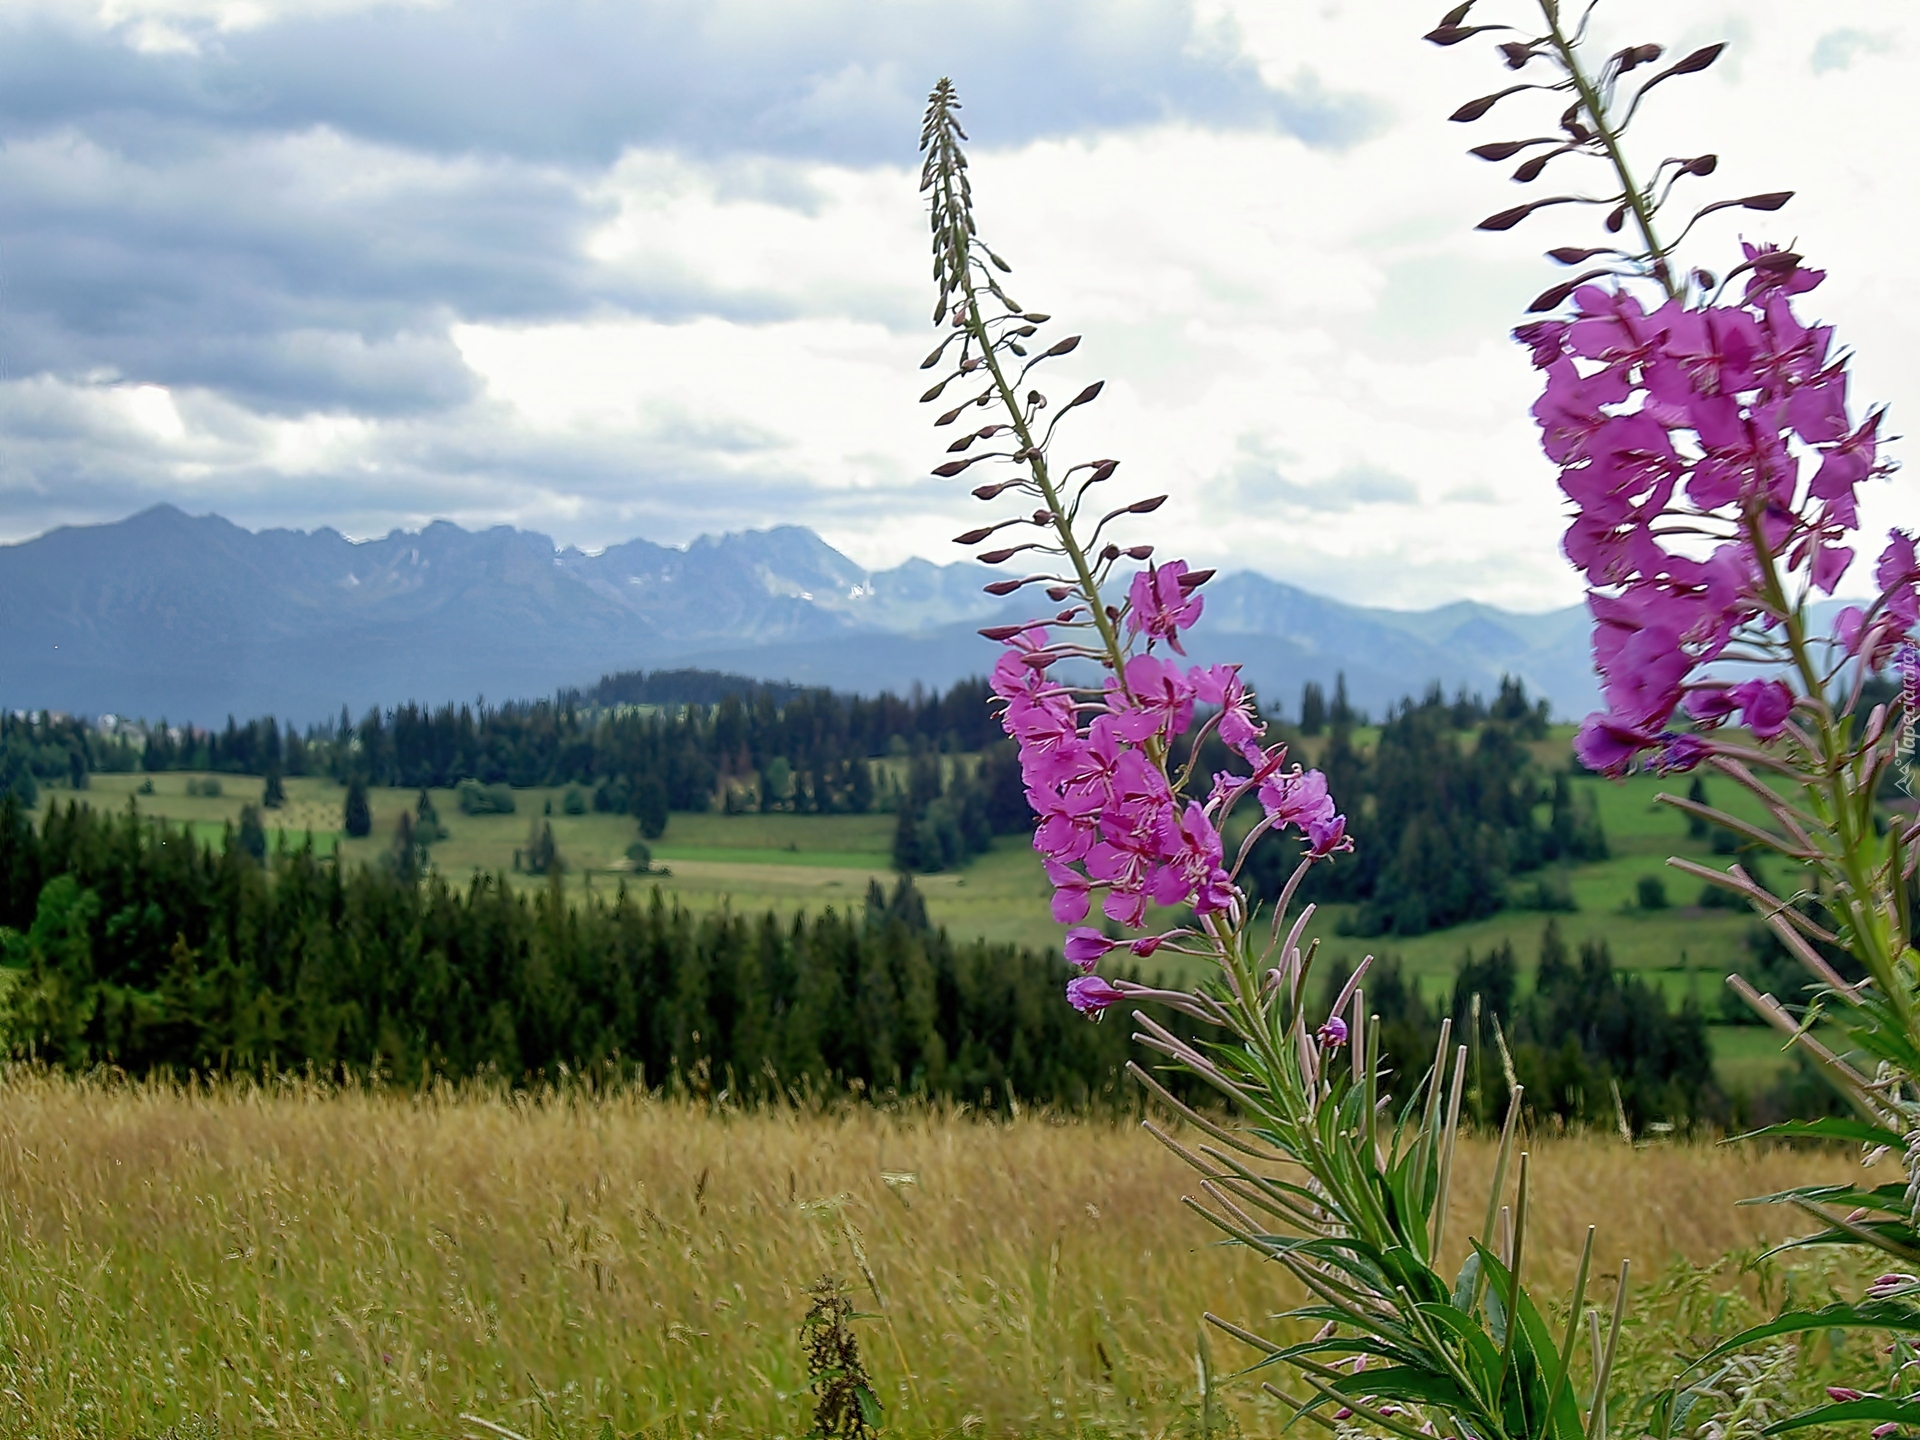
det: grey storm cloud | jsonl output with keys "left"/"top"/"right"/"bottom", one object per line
{"left": 0, "top": 124, "right": 602, "bottom": 412}
{"left": 0, "top": 0, "right": 1378, "bottom": 409}
{"left": 0, "top": 0, "right": 1382, "bottom": 544}
{"left": 0, "top": 1, "right": 1380, "bottom": 167}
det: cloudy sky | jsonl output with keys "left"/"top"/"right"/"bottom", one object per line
{"left": 0, "top": 0, "right": 1912, "bottom": 610}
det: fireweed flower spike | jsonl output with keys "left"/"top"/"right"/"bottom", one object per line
{"left": 915, "top": 77, "right": 1618, "bottom": 1440}
{"left": 1441, "top": 3, "right": 1920, "bottom": 1432}
{"left": 917, "top": 79, "right": 1348, "bottom": 996}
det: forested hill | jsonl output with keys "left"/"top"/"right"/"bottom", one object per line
{"left": 4, "top": 665, "right": 1603, "bottom": 934}
{"left": 0, "top": 505, "right": 1594, "bottom": 722}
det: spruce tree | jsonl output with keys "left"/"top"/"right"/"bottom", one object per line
{"left": 891, "top": 798, "right": 921, "bottom": 872}
{"left": 1299, "top": 681, "right": 1327, "bottom": 736}
{"left": 236, "top": 804, "right": 268, "bottom": 863}
{"left": 1685, "top": 776, "right": 1709, "bottom": 839}
{"left": 634, "top": 775, "right": 669, "bottom": 840}
{"left": 388, "top": 811, "right": 421, "bottom": 880}
{"left": 262, "top": 767, "right": 286, "bottom": 810}
{"left": 1330, "top": 672, "right": 1356, "bottom": 728}
{"left": 848, "top": 758, "right": 875, "bottom": 814}
{"left": 343, "top": 776, "right": 372, "bottom": 838}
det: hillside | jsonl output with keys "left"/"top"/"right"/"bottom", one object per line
{"left": 0, "top": 505, "right": 1595, "bottom": 723}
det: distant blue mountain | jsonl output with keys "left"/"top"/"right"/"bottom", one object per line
{"left": 0, "top": 506, "right": 1595, "bottom": 724}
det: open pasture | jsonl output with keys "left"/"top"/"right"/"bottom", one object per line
{"left": 0, "top": 1071, "right": 1890, "bottom": 1439}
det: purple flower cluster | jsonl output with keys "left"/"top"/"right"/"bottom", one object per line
{"left": 1519, "top": 247, "right": 1914, "bottom": 773}
{"left": 991, "top": 561, "right": 1351, "bottom": 1014}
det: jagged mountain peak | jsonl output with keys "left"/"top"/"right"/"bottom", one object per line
{"left": 0, "top": 509, "right": 1592, "bottom": 724}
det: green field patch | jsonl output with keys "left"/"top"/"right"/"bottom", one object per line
{"left": 649, "top": 845, "right": 891, "bottom": 869}
{"left": 656, "top": 811, "right": 894, "bottom": 854}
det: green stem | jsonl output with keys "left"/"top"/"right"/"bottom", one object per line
{"left": 1742, "top": 509, "right": 1906, "bottom": 1018}
{"left": 1536, "top": 1, "right": 1679, "bottom": 300}
{"left": 949, "top": 253, "right": 1131, "bottom": 685}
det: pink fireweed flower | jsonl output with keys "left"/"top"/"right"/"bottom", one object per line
{"left": 1878, "top": 530, "right": 1920, "bottom": 629}
{"left": 1192, "top": 663, "right": 1261, "bottom": 750}
{"left": 1126, "top": 560, "right": 1204, "bottom": 654}
{"left": 1107, "top": 654, "right": 1196, "bottom": 743}
{"left": 1258, "top": 767, "right": 1338, "bottom": 835}
{"left": 1065, "top": 974, "right": 1126, "bottom": 1015}
{"left": 1652, "top": 732, "right": 1709, "bottom": 773}
{"left": 1573, "top": 715, "right": 1662, "bottom": 777}
{"left": 1317, "top": 1015, "right": 1350, "bottom": 1047}
{"left": 983, "top": 553, "right": 1355, "bottom": 1016}
{"left": 1131, "top": 930, "right": 1187, "bottom": 957}
{"left": 1521, "top": 254, "right": 1899, "bottom": 774}
{"left": 1149, "top": 802, "right": 1236, "bottom": 917}
{"left": 1732, "top": 679, "right": 1794, "bottom": 739}
{"left": 1064, "top": 926, "right": 1117, "bottom": 971}
{"left": 1044, "top": 859, "right": 1094, "bottom": 924}
{"left": 1866, "top": 1273, "right": 1919, "bottom": 1299}
{"left": 1307, "top": 812, "right": 1352, "bottom": 858}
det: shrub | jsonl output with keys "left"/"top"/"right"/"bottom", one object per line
{"left": 455, "top": 780, "right": 516, "bottom": 816}
{"left": 1698, "top": 883, "right": 1745, "bottom": 910}
{"left": 1514, "top": 869, "right": 1577, "bottom": 912}
{"left": 521, "top": 820, "right": 561, "bottom": 876}
{"left": 1637, "top": 874, "right": 1670, "bottom": 910}
{"left": 185, "top": 777, "right": 223, "bottom": 798}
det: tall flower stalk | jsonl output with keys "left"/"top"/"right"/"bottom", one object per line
{"left": 1436, "top": 0, "right": 1920, "bottom": 1427}
{"left": 916, "top": 80, "right": 1623, "bottom": 1440}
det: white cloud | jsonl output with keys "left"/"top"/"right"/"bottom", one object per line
{"left": 0, "top": 0, "right": 1915, "bottom": 617}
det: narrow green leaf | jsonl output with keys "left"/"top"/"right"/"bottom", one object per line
{"left": 1766, "top": 1396, "right": 1920, "bottom": 1433}
{"left": 1379, "top": 1244, "right": 1450, "bottom": 1307}
{"left": 1741, "top": 1181, "right": 1909, "bottom": 1212}
{"left": 1728, "top": 1117, "right": 1902, "bottom": 1148}
{"left": 1690, "top": 1302, "right": 1920, "bottom": 1370}
{"left": 1418, "top": 1301, "right": 1505, "bottom": 1381}
{"left": 1330, "top": 1365, "right": 1475, "bottom": 1412}
{"left": 1451, "top": 1251, "right": 1482, "bottom": 1313}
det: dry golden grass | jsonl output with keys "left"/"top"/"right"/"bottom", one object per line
{"left": 0, "top": 1070, "right": 1890, "bottom": 1438}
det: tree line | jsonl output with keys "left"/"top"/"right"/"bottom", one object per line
{"left": 0, "top": 797, "right": 1168, "bottom": 1102}
{"left": 0, "top": 796, "right": 1846, "bottom": 1127}
{"left": 10, "top": 672, "right": 1609, "bottom": 919}
{"left": 3, "top": 671, "right": 1008, "bottom": 823}
{"left": 1322, "top": 921, "right": 1732, "bottom": 1132}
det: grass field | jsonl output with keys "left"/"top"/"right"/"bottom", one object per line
{"left": 0, "top": 1071, "right": 1892, "bottom": 1439}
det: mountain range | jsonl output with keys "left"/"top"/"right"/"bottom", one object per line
{"left": 0, "top": 505, "right": 1598, "bottom": 725}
